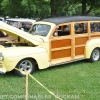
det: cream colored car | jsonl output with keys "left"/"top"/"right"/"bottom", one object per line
{"left": 0, "top": 16, "right": 100, "bottom": 76}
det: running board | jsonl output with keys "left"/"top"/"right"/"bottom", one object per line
{"left": 50, "top": 58, "right": 85, "bottom": 67}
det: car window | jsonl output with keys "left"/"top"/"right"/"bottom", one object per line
{"left": 7, "top": 21, "right": 18, "bottom": 28}
{"left": 90, "top": 22, "right": 100, "bottom": 32}
{"left": 74, "top": 23, "right": 87, "bottom": 34}
{"left": 53, "top": 24, "right": 70, "bottom": 37}
{"left": 20, "top": 22, "right": 32, "bottom": 32}
{"left": 29, "top": 24, "right": 51, "bottom": 36}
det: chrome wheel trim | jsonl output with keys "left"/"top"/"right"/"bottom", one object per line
{"left": 92, "top": 49, "right": 100, "bottom": 61}
{"left": 19, "top": 60, "right": 33, "bottom": 74}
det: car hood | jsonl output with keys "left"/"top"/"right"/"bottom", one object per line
{"left": 0, "top": 21, "right": 42, "bottom": 45}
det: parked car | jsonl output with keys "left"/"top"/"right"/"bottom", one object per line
{"left": 6, "top": 18, "right": 36, "bottom": 32}
{"left": 0, "top": 16, "right": 100, "bottom": 76}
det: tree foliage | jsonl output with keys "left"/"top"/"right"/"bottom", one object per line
{"left": 0, "top": 0, "right": 100, "bottom": 19}
{"left": 72, "top": 0, "right": 100, "bottom": 15}
{"left": 1, "top": 0, "right": 23, "bottom": 17}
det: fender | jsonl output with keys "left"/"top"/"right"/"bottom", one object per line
{"left": 85, "top": 38, "right": 100, "bottom": 58}
{"left": 1, "top": 47, "right": 49, "bottom": 71}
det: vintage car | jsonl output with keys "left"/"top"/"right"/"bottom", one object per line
{"left": 6, "top": 18, "right": 36, "bottom": 32}
{"left": 0, "top": 16, "right": 100, "bottom": 76}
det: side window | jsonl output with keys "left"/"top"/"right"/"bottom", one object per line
{"left": 20, "top": 22, "right": 32, "bottom": 32}
{"left": 53, "top": 24, "right": 70, "bottom": 37}
{"left": 90, "top": 22, "right": 100, "bottom": 32}
{"left": 74, "top": 23, "right": 87, "bottom": 34}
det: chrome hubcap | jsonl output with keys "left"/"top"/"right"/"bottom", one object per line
{"left": 93, "top": 49, "right": 99, "bottom": 61}
{"left": 19, "top": 60, "right": 32, "bottom": 73}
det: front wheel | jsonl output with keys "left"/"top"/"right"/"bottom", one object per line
{"left": 89, "top": 48, "right": 100, "bottom": 62}
{"left": 14, "top": 59, "right": 36, "bottom": 77}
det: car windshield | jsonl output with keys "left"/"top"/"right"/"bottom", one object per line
{"left": 29, "top": 24, "right": 51, "bottom": 36}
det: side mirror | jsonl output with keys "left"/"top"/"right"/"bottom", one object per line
{"left": 53, "top": 32, "right": 58, "bottom": 37}
{"left": 20, "top": 28, "right": 24, "bottom": 31}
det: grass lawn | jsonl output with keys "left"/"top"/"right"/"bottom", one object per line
{"left": 0, "top": 60, "right": 100, "bottom": 100}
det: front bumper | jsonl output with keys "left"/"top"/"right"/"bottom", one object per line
{"left": 0, "top": 68, "right": 6, "bottom": 74}
{"left": 0, "top": 62, "right": 6, "bottom": 74}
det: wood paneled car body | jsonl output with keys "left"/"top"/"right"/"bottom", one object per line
{"left": 0, "top": 16, "right": 100, "bottom": 76}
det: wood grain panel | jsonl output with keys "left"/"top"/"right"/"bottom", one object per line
{"left": 91, "top": 35, "right": 100, "bottom": 38}
{"left": 75, "top": 37, "right": 88, "bottom": 45}
{"left": 51, "top": 39, "right": 71, "bottom": 48}
{"left": 75, "top": 46, "right": 85, "bottom": 55}
{"left": 52, "top": 49, "right": 71, "bottom": 59}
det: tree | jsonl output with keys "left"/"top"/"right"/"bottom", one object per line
{"left": 50, "top": 0, "right": 72, "bottom": 17}
{"left": 73, "top": 0, "right": 100, "bottom": 16}
{"left": 21, "top": 0, "right": 37, "bottom": 18}
{"left": 1, "top": 0, "right": 100, "bottom": 19}
{"left": 33, "top": 0, "right": 50, "bottom": 19}
{"left": 1, "top": 0, "right": 23, "bottom": 17}
{"left": 0, "top": 0, "right": 4, "bottom": 16}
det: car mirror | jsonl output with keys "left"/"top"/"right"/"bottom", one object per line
{"left": 53, "top": 32, "right": 58, "bottom": 37}
{"left": 20, "top": 28, "right": 24, "bottom": 31}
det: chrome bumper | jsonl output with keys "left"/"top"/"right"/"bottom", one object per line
{"left": 0, "top": 68, "right": 6, "bottom": 74}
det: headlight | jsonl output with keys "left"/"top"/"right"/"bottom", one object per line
{"left": 0, "top": 53, "right": 4, "bottom": 60}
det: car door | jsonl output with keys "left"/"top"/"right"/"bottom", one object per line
{"left": 74, "top": 22, "right": 89, "bottom": 59}
{"left": 50, "top": 23, "right": 74, "bottom": 65}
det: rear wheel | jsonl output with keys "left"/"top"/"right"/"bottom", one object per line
{"left": 14, "top": 59, "right": 36, "bottom": 77}
{"left": 89, "top": 48, "right": 100, "bottom": 62}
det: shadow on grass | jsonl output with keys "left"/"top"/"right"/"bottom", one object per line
{"left": 0, "top": 70, "right": 18, "bottom": 78}
{"left": 35, "top": 59, "right": 91, "bottom": 73}
{"left": 0, "top": 59, "right": 92, "bottom": 77}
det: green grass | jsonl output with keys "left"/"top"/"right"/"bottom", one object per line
{"left": 0, "top": 60, "right": 100, "bottom": 100}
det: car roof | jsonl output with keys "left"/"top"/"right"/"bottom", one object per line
{"left": 6, "top": 18, "right": 36, "bottom": 23}
{"left": 42, "top": 16, "right": 100, "bottom": 24}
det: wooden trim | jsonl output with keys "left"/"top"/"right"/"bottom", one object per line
{"left": 75, "top": 34, "right": 88, "bottom": 38}
{"left": 90, "top": 33, "right": 100, "bottom": 36}
{"left": 51, "top": 57, "right": 72, "bottom": 65}
{"left": 88, "top": 21, "right": 91, "bottom": 39}
{"left": 51, "top": 46, "right": 71, "bottom": 51}
{"left": 50, "top": 57, "right": 85, "bottom": 65}
{"left": 71, "top": 22, "right": 75, "bottom": 60}
{"left": 75, "top": 44, "right": 85, "bottom": 47}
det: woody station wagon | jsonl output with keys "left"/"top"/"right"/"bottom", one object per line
{"left": 0, "top": 16, "right": 100, "bottom": 76}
